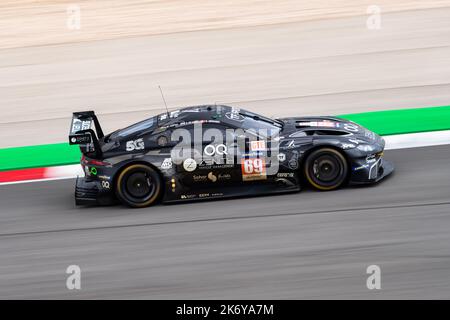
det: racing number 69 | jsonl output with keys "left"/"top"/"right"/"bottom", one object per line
{"left": 243, "top": 158, "right": 264, "bottom": 174}
{"left": 241, "top": 158, "right": 267, "bottom": 181}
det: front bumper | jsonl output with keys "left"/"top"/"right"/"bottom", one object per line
{"left": 374, "top": 158, "right": 394, "bottom": 183}
{"left": 75, "top": 177, "right": 116, "bottom": 206}
{"left": 350, "top": 157, "right": 394, "bottom": 185}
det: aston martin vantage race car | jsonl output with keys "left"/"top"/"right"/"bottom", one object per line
{"left": 69, "top": 105, "right": 394, "bottom": 208}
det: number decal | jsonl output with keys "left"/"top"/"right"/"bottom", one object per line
{"left": 241, "top": 158, "right": 267, "bottom": 181}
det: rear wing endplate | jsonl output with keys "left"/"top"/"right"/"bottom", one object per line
{"left": 69, "top": 111, "right": 104, "bottom": 157}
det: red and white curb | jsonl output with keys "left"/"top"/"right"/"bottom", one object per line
{"left": 1, "top": 130, "right": 449, "bottom": 186}
{"left": 0, "top": 165, "right": 83, "bottom": 186}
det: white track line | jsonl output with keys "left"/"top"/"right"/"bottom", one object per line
{"left": 384, "top": 130, "right": 450, "bottom": 150}
{"left": 0, "top": 131, "right": 449, "bottom": 186}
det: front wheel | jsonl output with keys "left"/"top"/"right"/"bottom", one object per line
{"left": 115, "top": 164, "right": 162, "bottom": 208}
{"left": 304, "top": 148, "right": 348, "bottom": 191}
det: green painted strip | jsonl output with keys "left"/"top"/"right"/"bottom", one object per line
{"left": 339, "top": 105, "right": 450, "bottom": 136}
{"left": 0, "top": 143, "right": 81, "bottom": 171}
{"left": 1, "top": 105, "right": 449, "bottom": 172}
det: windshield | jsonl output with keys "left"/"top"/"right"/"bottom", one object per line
{"left": 240, "top": 113, "right": 282, "bottom": 138}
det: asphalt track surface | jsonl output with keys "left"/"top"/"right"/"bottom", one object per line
{"left": 0, "top": 145, "right": 449, "bottom": 299}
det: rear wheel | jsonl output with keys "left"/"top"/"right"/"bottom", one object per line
{"left": 304, "top": 148, "right": 348, "bottom": 191}
{"left": 116, "top": 164, "right": 162, "bottom": 208}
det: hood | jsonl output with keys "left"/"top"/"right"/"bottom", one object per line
{"left": 278, "top": 116, "right": 383, "bottom": 144}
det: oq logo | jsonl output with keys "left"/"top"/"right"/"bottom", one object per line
{"left": 204, "top": 144, "right": 227, "bottom": 156}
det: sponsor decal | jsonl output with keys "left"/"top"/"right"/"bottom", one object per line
{"left": 98, "top": 175, "right": 111, "bottom": 180}
{"left": 343, "top": 123, "right": 359, "bottom": 132}
{"left": 161, "top": 158, "right": 173, "bottom": 169}
{"left": 317, "top": 121, "right": 337, "bottom": 127}
{"left": 298, "top": 121, "right": 337, "bottom": 128}
{"left": 198, "top": 156, "right": 234, "bottom": 169}
{"left": 70, "top": 135, "right": 91, "bottom": 144}
{"left": 250, "top": 140, "right": 266, "bottom": 152}
{"left": 341, "top": 143, "right": 355, "bottom": 149}
{"left": 288, "top": 159, "right": 298, "bottom": 170}
{"left": 366, "top": 154, "right": 377, "bottom": 163}
{"left": 192, "top": 172, "right": 231, "bottom": 183}
{"left": 204, "top": 144, "right": 228, "bottom": 156}
{"left": 207, "top": 172, "right": 217, "bottom": 182}
{"left": 288, "top": 152, "right": 299, "bottom": 170}
{"left": 353, "top": 164, "right": 369, "bottom": 171}
{"left": 126, "top": 138, "right": 145, "bottom": 151}
{"left": 218, "top": 173, "right": 231, "bottom": 181}
{"left": 181, "top": 194, "right": 197, "bottom": 200}
{"left": 199, "top": 193, "right": 210, "bottom": 198}
{"left": 285, "top": 140, "right": 296, "bottom": 148}
{"left": 159, "top": 111, "right": 180, "bottom": 121}
{"left": 71, "top": 119, "right": 91, "bottom": 133}
{"left": 90, "top": 167, "right": 97, "bottom": 176}
{"left": 225, "top": 109, "right": 244, "bottom": 122}
{"left": 183, "top": 158, "right": 197, "bottom": 172}
{"left": 277, "top": 153, "right": 286, "bottom": 162}
{"left": 211, "top": 192, "right": 224, "bottom": 197}
{"left": 193, "top": 174, "right": 208, "bottom": 182}
{"left": 358, "top": 144, "right": 376, "bottom": 152}
{"left": 277, "top": 172, "right": 294, "bottom": 178}
{"left": 349, "top": 139, "right": 361, "bottom": 145}
{"left": 241, "top": 158, "right": 267, "bottom": 181}
{"left": 365, "top": 130, "right": 376, "bottom": 140}
{"left": 241, "top": 152, "right": 262, "bottom": 158}
{"left": 166, "top": 119, "right": 220, "bottom": 129}
{"left": 101, "top": 181, "right": 110, "bottom": 189}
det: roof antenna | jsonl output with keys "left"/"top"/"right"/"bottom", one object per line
{"left": 159, "top": 85, "right": 170, "bottom": 117}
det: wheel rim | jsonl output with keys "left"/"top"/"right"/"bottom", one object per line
{"left": 307, "top": 150, "right": 347, "bottom": 189}
{"left": 313, "top": 155, "right": 340, "bottom": 182}
{"left": 122, "top": 169, "right": 157, "bottom": 204}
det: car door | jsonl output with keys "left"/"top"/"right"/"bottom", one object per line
{"left": 237, "top": 129, "right": 275, "bottom": 184}
{"left": 169, "top": 123, "right": 237, "bottom": 189}
{"left": 195, "top": 123, "right": 239, "bottom": 186}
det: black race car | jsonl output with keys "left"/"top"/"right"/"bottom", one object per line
{"left": 69, "top": 105, "right": 393, "bottom": 208}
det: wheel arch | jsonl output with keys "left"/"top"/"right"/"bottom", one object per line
{"left": 112, "top": 160, "right": 166, "bottom": 199}
{"left": 300, "top": 144, "right": 351, "bottom": 170}
{"left": 299, "top": 144, "right": 352, "bottom": 187}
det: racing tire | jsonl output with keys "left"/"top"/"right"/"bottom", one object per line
{"left": 115, "top": 164, "right": 162, "bottom": 208}
{"left": 304, "top": 148, "right": 348, "bottom": 191}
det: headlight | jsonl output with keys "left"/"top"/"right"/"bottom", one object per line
{"left": 357, "top": 144, "right": 376, "bottom": 152}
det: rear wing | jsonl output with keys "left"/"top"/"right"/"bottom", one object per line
{"left": 69, "top": 111, "right": 104, "bottom": 157}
